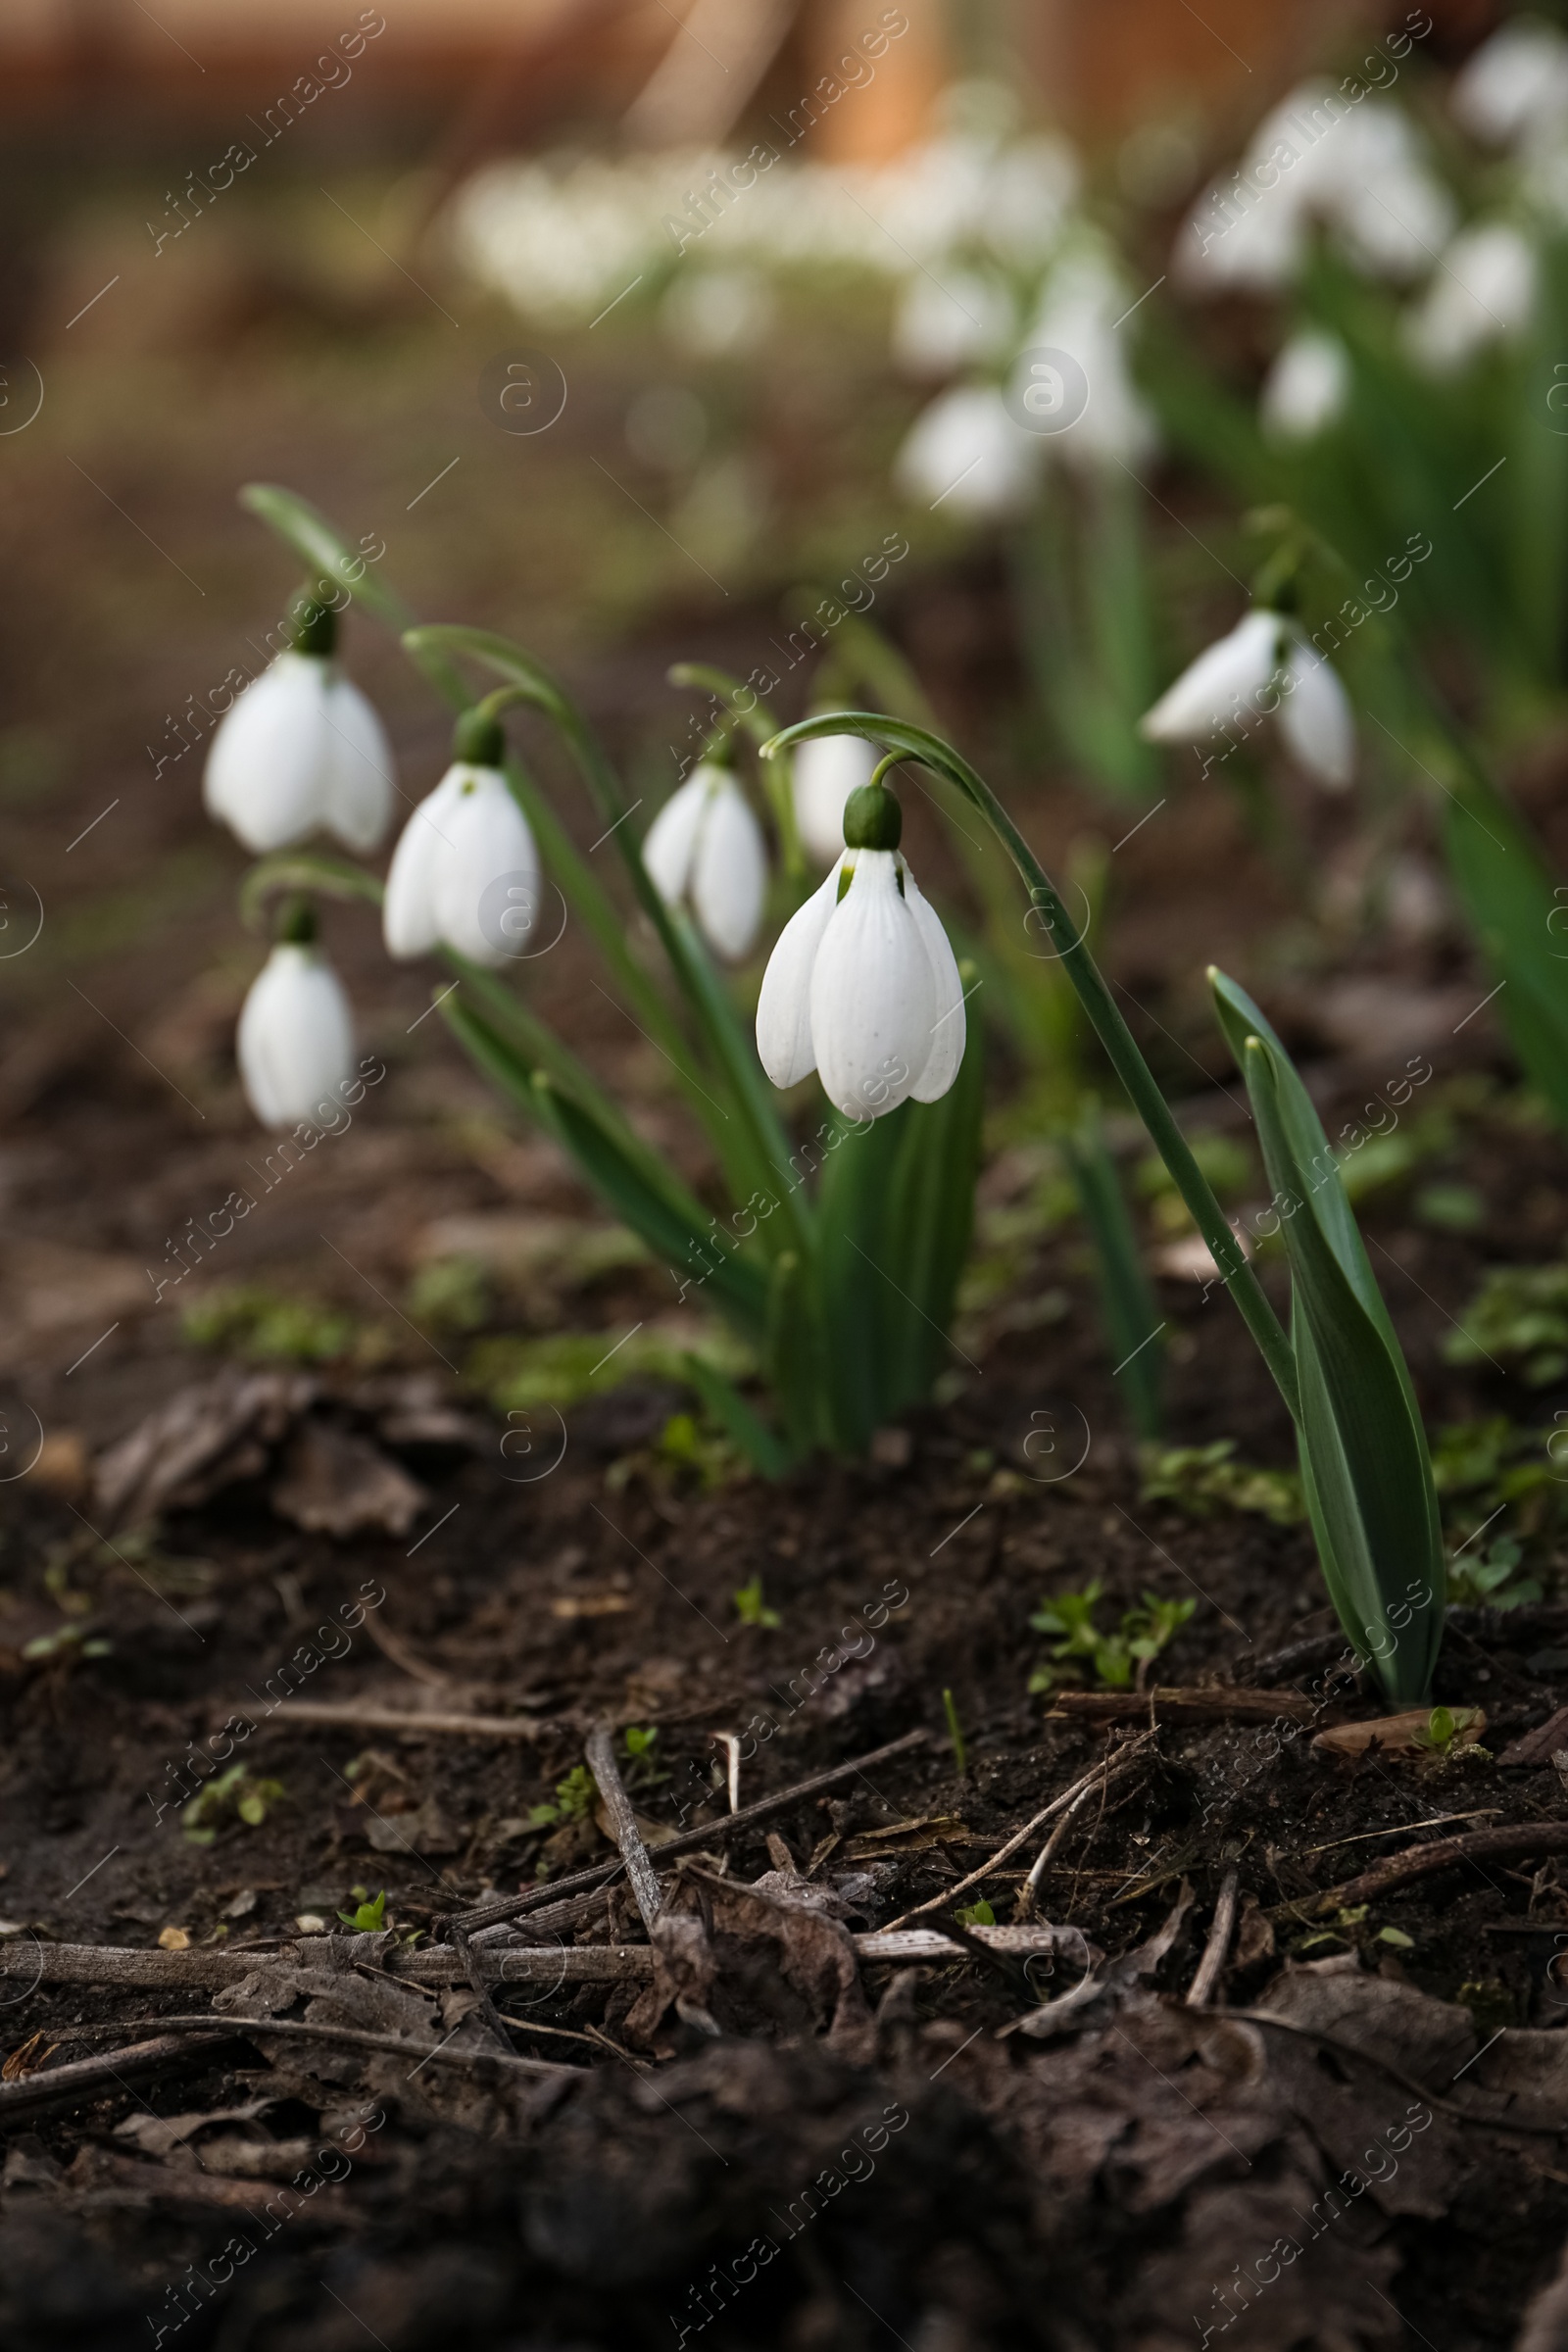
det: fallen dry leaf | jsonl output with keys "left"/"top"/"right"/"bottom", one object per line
{"left": 270, "top": 1418, "right": 427, "bottom": 1539}
{"left": 1311, "top": 1707, "right": 1486, "bottom": 1757}
{"left": 157, "top": 1926, "right": 191, "bottom": 1951}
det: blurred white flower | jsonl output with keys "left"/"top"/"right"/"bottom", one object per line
{"left": 384, "top": 760, "right": 541, "bottom": 968}
{"left": 757, "top": 824, "right": 964, "bottom": 1120}
{"left": 643, "top": 760, "right": 767, "bottom": 960}
{"left": 205, "top": 645, "right": 393, "bottom": 856}
{"left": 1141, "top": 608, "right": 1354, "bottom": 789}
{"left": 896, "top": 385, "right": 1038, "bottom": 519}
{"left": 1403, "top": 221, "right": 1538, "bottom": 372}
{"left": 791, "top": 731, "right": 879, "bottom": 865}
{"left": 1260, "top": 328, "right": 1350, "bottom": 440}
{"left": 891, "top": 269, "right": 1014, "bottom": 376}
{"left": 1019, "top": 244, "right": 1159, "bottom": 468}
{"left": 1177, "top": 83, "right": 1453, "bottom": 294}
{"left": 661, "top": 266, "right": 774, "bottom": 357}
{"left": 238, "top": 938, "right": 357, "bottom": 1130}
{"left": 1451, "top": 19, "right": 1568, "bottom": 148}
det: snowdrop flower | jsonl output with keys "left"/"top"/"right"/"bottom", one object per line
{"left": 1260, "top": 328, "right": 1350, "bottom": 440}
{"left": 237, "top": 912, "right": 357, "bottom": 1130}
{"left": 1403, "top": 222, "right": 1538, "bottom": 372}
{"left": 756, "top": 773, "right": 964, "bottom": 1120}
{"left": 1451, "top": 19, "right": 1568, "bottom": 149}
{"left": 642, "top": 759, "right": 767, "bottom": 960}
{"left": 1141, "top": 609, "right": 1354, "bottom": 789}
{"left": 1018, "top": 244, "right": 1158, "bottom": 469}
{"left": 383, "top": 708, "right": 542, "bottom": 969}
{"left": 791, "top": 729, "right": 879, "bottom": 866}
{"left": 1178, "top": 83, "right": 1452, "bottom": 293}
{"left": 895, "top": 384, "right": 1039, "bottom": 519}
{"left": 205, "top": 596, "right": 393, "bottom": 856}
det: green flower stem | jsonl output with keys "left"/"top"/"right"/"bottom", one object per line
{"left": 764, "top": 713, "right": 1301, "bottom": 1427}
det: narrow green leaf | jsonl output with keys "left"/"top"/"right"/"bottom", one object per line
{"left": 1062, "top": 1100, "right": 1163, "bottom": 1443}
{"left": 681, "top": 1353, "right": 795, "bottom": 1477}
{"left": 440, "top": 994, "right": 766, "bottom": 1338}
{"left": 1443, "top": 778, "right": 1568, "bottom": 1130}
{"left": 1243, "top": 1034, "right": 1445, "bottom": 1702}
{"left": 877, "top": 980, "right": 985, "bottom": 1415}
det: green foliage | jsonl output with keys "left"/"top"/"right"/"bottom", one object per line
{"left": 1446, "top": 1535, "right": 1542, "bottom": 1611}
{"left": 943, "top": 1687, "right": 967, "bottom": 1776}
{"left": 336, "top": 1889, "right": 387, "bottom": 1932}
{"left": 470, "top": 1326, "right": 752, "bottom": 1415}
{"left": 733, "top": 1576, "right": 781, "bottom": 1629}
{"left": 182, "top": 1285, "right": 364, "bottom": 1366}
{"left": 1410, "top": 1705, "right": 1486, "bottom": 1756}
{"left": 1028, "top": 1581, "right": 1196, "bottom": 1692}
{"left": 620, "top": 1725, "right": 667, "bottom": 1792}
{"left": 1429, "top": 1415, "right": 1568, "bottom": 1555}
{"left": 407, "top": 1254, "right": 493, "bottom": 1334}
{"left": 955, "top": 1898, "right": 996, "bottom": 1928}
{"left": 1140, "top": 1439, "right": 1305, "bottom": 1528}
{"left": 21, "top": 1621, "right": 112, "bottom": 1663}
{"left": 528, "top": 1765, "right": 597, "bottom": 1830}
{"left": 182, "top": 1766, "right": 287, "bottom": 1844}
{"left": 1446, "top": 1262, "right": 1568, "bottom": 1386}
{"left": 1064, "top": 1100, "right": 1164, "bottom": 1442}
{"left": 1209, "top": 971, "right": 1446, "bottom": 1706}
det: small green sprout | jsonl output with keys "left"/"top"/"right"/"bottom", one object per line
{"left": 1409, "top": 1705, "right": 1486, "bottom": 1757}
{"left": 620, "top": 1725, "right": 667, "bottom": 1791}
{"left": 22, "top": 1622, "right": 112, "bottom": 1663}
{"left": 1141, "top": 1439, "right": 1304, "bottom": 1528}
{"left": 1446, "top": 1534, "right": 1542, "bottom": 1611}
{"left": 1376, "top": 1927, "right": 1415, "bottom": 1950}
{"left": 336, "top": 1889, "right": 388, "bottom": 1933}
{"left": 943, "top": 1687, "right": 967, "bottom": 1777}
{"left": 528, "top": 1764, "right": 598, "bottom": 1829}
{"left": 1028, "top": 1583, "right": 1196, "bottom": 1692}
{"left": 955, "top": 1898, "right": 995, "bottom": 1928}
{"left": 733, "top": 1576, "right": 781, "bottom": 1630}
{"left": 182, "top": 1765, "right": 287, "bottom": 1844}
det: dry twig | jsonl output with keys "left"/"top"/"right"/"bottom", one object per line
{"left": 1184, "top": 1869, "right": 1239, "bottom": 2008}
{"left": 585, "top": 1722, "right": 663, "bottom": 1930}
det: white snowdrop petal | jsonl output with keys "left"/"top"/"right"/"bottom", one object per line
{"left": 894, "top": 385, "right": 1038, "bottom": 520}
{"left": 1140, "top": 611, "right": 1285, "bottom": 743}
{"left": 755, "top": 860, "right": 842, "bottom": 1089}
{"left": 642, "top": 769, "right": 713, "bottom": 906}
{"left": 432, "top": 769, "right": 542, "bottom": 967}
{"left": 1279, "top": 639, "right": 1355, "bottom": 789}
{"left": 691, "top": 778, "right": 766, "bottom": 961}
{"left": 320, "top": 673, "right": 395, "bottom": 853}
{"left": 237, "top": 945, "right": 357, "bottom": 1130}
{"left": 902, "top": 864, "right": 966, "bottom": 1103}
{"left": 383, "top": 768, "right": 466, "bottom": 959}
{"left": 810, "top": 852, "right": 935, "bottom": 1122}
{"left": 792, "top": 734, "right": 878, "bottom": 866}
{"left": 204, "top": 653, "right": 331, "bottom": 853}
{"left": 1260, "top": 329, "right": 1349, "bottom": 442}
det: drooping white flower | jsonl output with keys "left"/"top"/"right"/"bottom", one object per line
{"left": 642, "top": 760, "right": 767, "bottom": 961}
{"left": 1260, "top": 328, "right": 1350, "bottom": 440}
{"left": 1141, "top": 608, "right": 1355, "bottom": 789}
{"left": 205, "top": 604, "right": 393, "bottom": 855}
{"left": 1177, "top": 82, "right": 1453, "bottom": 294}
{"left": 383, "top": 760, "right": 542, "bottom": 968}
{"left": 895, "top": 385, "right": 1039, "bottom": 519}
{"left": 756, "top": 778, "right": 964, "bottom": 1120}
{"left": 1018, "top": 244, "right": 1159, "bottom": 468}
{"left": 1277, "top": 637, "right": 1355, "bottom": 789}
{"left": 1452, "top": 19, "right": 1568, "bottom": 149}
{"left": 1403, "top": 221, "right": 1538, "bottom": 372}
{"left": 237, "top": 937, "right": 358, "bottom": 1130}
{"left": 791, "top": 731, "right": 879, "bottom": 865}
